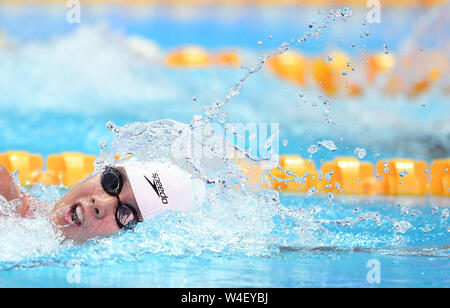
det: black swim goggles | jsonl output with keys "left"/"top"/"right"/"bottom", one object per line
{"left": 101, "top": 166, "right": 140, "bottom": 230}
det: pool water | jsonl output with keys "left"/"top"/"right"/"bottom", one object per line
{"left": 1, "top": 249, "right": 448, "bottom": 288}
{"left": 0, "top": 194, "right": 448, "bottom": 288}
{"left": 0, "top": 4, "right": 448, "bottom": 161}
{"left": 0, "top": 4, "right": 449, "bottom": 288}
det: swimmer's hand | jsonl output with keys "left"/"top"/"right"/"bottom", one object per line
{"left": 0, "top": 164, "right": 31, "bottom": 216}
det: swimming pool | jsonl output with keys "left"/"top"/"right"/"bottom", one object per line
{"left": 1, "top": 193, "right": 448, "bottom": 288}
{"left": 0, "top": 2, "right": 449, "bottom": 288}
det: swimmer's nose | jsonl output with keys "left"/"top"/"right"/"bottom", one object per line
{"left": 91, "top": 195, "right": 117, "bottom": 219}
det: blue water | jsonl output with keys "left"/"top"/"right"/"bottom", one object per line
{"left": 0, "top": 4, "right": 449, "bottom": 162}
{"left": 0, "top": 4, "right": 449, "bottom": 287}
{"left": 0, "top": 25, "right": 448, "bottom": 162}
{"left": 0, "top": 194, "right": 448, "bottom": 288}
{"left": 1, "top": 250, "right": 448, "bottom": 288}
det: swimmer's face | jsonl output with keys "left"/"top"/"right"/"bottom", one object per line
{"left": 50, "top": 167, "right": 141, "bottom": 243}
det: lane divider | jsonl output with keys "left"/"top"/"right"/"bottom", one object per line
{"left": 267, "top": 51, "right": 308, "bottom": 86}
{"left": 0, "top": 152, "right": 95, "bottom": 187}
{"left": 267, "top": 155, "right": 318, "bottom": 193}
{"left": 319, "top": 157, "right": 375, "bottom": 195}
{"left": 1, "top": 28, "right": 445, "bottom": 98}
{"left": 375, "top": 159, "right": 428, "bottom": 196}
{"left": 166, "top": 47, "right": 241, "bottom": 67}
{"left": 46, "top": 153, "right": 97, "bottom": 187}
{"left": 162, "top": 47, "right": 446, "bottom": 98}
{"left": 430, "top": 159, "right": 450, "bottom": 196}
{"left": 0, "top": 151, "right": 43, "bottom": 184}
{"left": 0, "top": 151, "right": 449, "bottom": 196}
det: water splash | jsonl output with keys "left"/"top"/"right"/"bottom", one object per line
{"left": 200, "top": 7, "right": 354, "bottom": 125}
{"left": 0, "top": 183, "right": 67, "bottom": 264}
{"left": 1, "top": 6, "right": 448, "bottom": 269}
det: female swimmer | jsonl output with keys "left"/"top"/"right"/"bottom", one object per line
{"left": 0, "top": 160, "right": 201, "bottom": 243}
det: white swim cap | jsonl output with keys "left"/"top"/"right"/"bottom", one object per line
{"left": 121, "top": 161, "right": 204, "bottom": 220}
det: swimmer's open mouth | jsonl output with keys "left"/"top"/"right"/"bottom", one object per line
{"left": 65, "top": 203, "right": 84, "bottom": 227}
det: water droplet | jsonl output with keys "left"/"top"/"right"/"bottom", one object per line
{"left": 399, "top": 170, "right": 409, "bottom": 177}
{"left": 354, "top": 147, "right": 366, "bottom": 159}
{"left": 230, "top": 84, "right": 242, "bottom": 96}
{"left": 307, "top": 145, "right": 318, "bottom": 154}
{"left": 421, "top": 224, "right": 432, "bottom": 233}
{"left": 442, "top": 209, "right": 449, "bottom": 220}
{"left": 106, "top": 121, "right": 121, "bottom": 134}
{"left": 431, "top": 205, "right": 438, "bottom": 214}
{"left": 283, "top": 139, "right": 289, "bottom": 146}
{"left": 410, "top": 209, "right": 421, "bottom": 217}
{"left": 401, "top": 207, "right": 409, "bottom": 215}
{"left": 393, "top": 220, "right": 412, "bottom": 234}
{"left": 193, "top": 114, "right": 203, "bottom": 121}
{"left": 317, "top": 140, "right": 337, "bottom": 151}
{"left": 308, "top": 186, "right": 317, "bottom": 195}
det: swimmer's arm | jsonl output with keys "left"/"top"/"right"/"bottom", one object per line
{"left": 0, "top": 164, "right": 31, "bottom": 216}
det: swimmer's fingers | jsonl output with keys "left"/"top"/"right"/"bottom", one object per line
{"left": 0, "top": 164, "right": 31, "bottom": 216}
{"left": 0, "top": 163, "right": 9, "bottom": 179}
{"left": 0, "top": 164, "right": 15, "bottom": 200}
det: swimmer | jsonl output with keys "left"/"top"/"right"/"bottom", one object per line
{"left": 0, "top": 160, "right": 201, "bottom": 243}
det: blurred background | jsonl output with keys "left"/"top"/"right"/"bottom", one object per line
{"left": 0, "top": 0, "right": 448, "bottom": 165}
